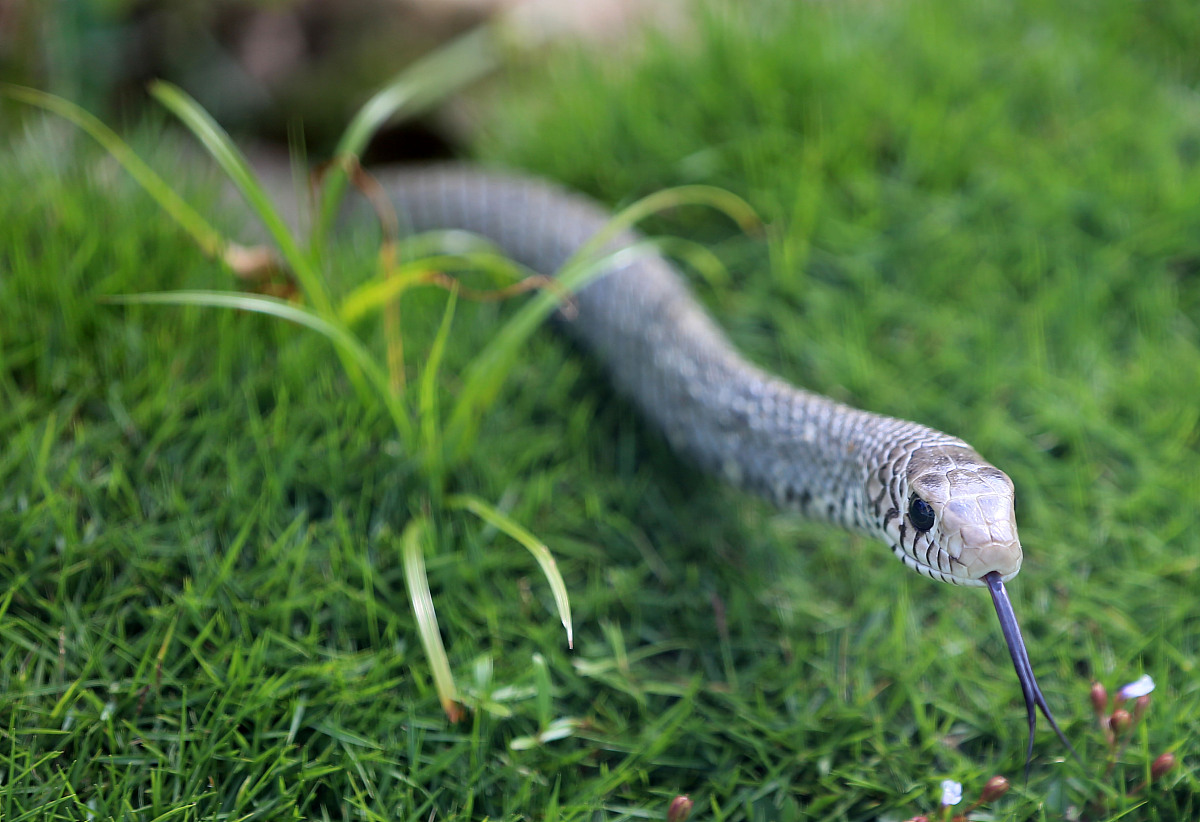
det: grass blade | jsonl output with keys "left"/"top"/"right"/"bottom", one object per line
{"left": 444, "top": 188, "right": 757, "bottom": 457}
{"left": 563, "top": 185, "right": 760, "bottom": 276}
{"left": 400, "top": 516, "right": 463, "bottom": 722}
{"left": 444, "top": 239, "right": 674, "bottom": 457}
{"left": 448, "top": 494, "right": 573, "bottom": 649}
{"left": 106, "top": 290, "right": 414, "bottom": 448}
{"left": 647, "top": 236, "right": 733, "bottom": 289}
{"left": 148, "top": 81, "right": 334, "bottom": 318}
{"left": 419, "top": 287, "right": 458, "bottom": 487}
{"left": 339, "top": 251, "right": 527, "bottom": 325}
{"left": 315, "top": 26, "right": 502, "bottom": 248}
{"left": 0, "top": 83, "right": 224, "bottom": 258}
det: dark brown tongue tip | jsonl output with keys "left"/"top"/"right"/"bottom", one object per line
{"left": 983, "top": 571, "right": 1082, "bottom": 777}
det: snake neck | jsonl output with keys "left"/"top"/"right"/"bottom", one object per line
{"left": 586, "top": 285, "right": 971, "bottom": 539}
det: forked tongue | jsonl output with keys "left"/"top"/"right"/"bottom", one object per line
{"left": 984, "top": 571, "right": 1082, "bottom": 778}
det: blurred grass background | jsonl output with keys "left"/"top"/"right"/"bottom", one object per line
{"left": 3, "top": 0, "right": 1200, "bottom": 819}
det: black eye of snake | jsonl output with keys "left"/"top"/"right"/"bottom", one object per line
{"left": 908, "top": 496, "right": 935, "bottom": 532}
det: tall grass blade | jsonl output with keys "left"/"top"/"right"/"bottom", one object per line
{"left": 315, "top": 26, "right": 502, "bottom": 248}
{"left": 647, "top": 237, "right": 733, "bottom": 289}
{"left": 564, "top": 185, "right": 760, "bottom": 275}
{"left": 419, "top": 287, "right": 458, "bottom": 487}
{"left": 444, "top": 188, "right": 757, "bottom": 457}
{"left": 381, "top": 254, "right": 406, "bottom": 397}
{"left": 148, "top": 81, "right": 335, "bottom": 318}
{"left": 107, "top": 290, "right": 414, "bottom": 448}
{"left": 448, "top": 494, "right": 573, "bottom": 649}
{"left": 444, "top": 239, "right": 675, "bottom": 457}
{"left": 0, "top": 83, "right": 224, "bottom": 258}
{"left": 339, "top": 251, "right": 527, "bottom": 325}
{"left": 400, "top": 516, "right": 463, "bottom": 722}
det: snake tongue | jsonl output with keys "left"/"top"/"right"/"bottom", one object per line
{"left": 984, "top": 571, "right": 1082, "bottom": 778}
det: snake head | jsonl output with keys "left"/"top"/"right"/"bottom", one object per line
{"left": 883, "top": 444, "right": 1022, "bottom": 587}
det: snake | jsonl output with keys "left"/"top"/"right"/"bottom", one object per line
{"left": 371, "top": 164, "right": 1078, "bottom": 769}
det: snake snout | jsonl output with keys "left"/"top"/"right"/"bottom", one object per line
{"left": 940, "top": 472, "right": 1023, "bottom": 582}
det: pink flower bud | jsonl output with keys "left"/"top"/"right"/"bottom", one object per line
{"left": 1151, "top": 752, "right": 1176, "bottom": 781}
{"left": 980, "top": 775, "right": 1010, "bottom": 802}
{"left": 1110, "top": 709, "right": 1132, "bottom": 734}
{"left": 667, "top": 795, "right": 693, "bottom": 822}
{"left": 1090, "top": 682, "right": 1108, "bottom": 716}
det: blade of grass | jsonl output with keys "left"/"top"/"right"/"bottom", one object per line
{"left": 447, "top": 494, "right": 573, "bottom": 649}
{"left": 419, "top": 286, "right": 458, "bottom": 487}
{"left": 0, "top": 83, "right": 224, "bottom": 258}
{"left": 106, "top": 290, "right": 414, "bottom": 449}
{"left": 648, "top": 236, "right": 733, "bottom": 289}
{"left": 444, "top": 187, "right": 758, "bottom": 458}
{"left": 563, "top": 185, "right": 760, "bottom": 275}
{"left": 339, "top": 251, "right": 528, "bottom": 325}
{"left": 394, "top": 229, "right": 514, "bottom": 263}
{"left": 315, "top": 26, "right": 503, "bottom": 249}
{"left": 148, "top": 81, "right": 334, "bottom": 319}
{"left": 443, "top": 239, "right": 679, "bottom": 457}
{"left": 381, "top": 250, "right": 406, "bottom": 397}
{"left": 400, "top": 516, "right": 463, "bottom": 722}
{"left": 533, "top": 652, "right": 552, "bottom": 729}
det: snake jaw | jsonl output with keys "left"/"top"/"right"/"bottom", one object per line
{"left": 890, "top": 546, "right": 1000, "bottom": 587}
{"left": 985, "top": 571, "right": 1082, "bottom": 776}
{"left": 889, "top": 542, "right": 984, "bottom": 586}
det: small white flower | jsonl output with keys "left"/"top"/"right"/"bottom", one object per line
{"left": 940, "top": 779, "right": 963, "bottom": 806}
{"left": 1118, "top": 674, "right": 1155, "bottom": 700}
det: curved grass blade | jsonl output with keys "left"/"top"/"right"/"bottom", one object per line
{"left": 563, "top": 185, "right": 761, "bottom": 275}
{"left": 444, "top": 186, "right": 758, "bottom": 457}
{"left": 148, "top": 81, "right": 334, "bottom": 319}
{"left": 315, "top": 26, "right": 502, "bottom": 248}
{"left": 448, "top": 494, "right": 573, "bottom": 649}
{"left": 647, "top": 236, "right": 733, "bottom": 290}
{"left": 419, "top": 287, "right": 458, "bottom": 486}
{"left": 0, "top": 83, "right": 224, "bottom": 258}
{"left": 339, "top": 251, "right": 527, "bottom": 325}
{"left": 394, "top": 229, "right": 515, "bottom": 263}
{"left": 401, "top": 517, "right": 463, "bottom": 722}
{"left": 444, "top": 238, "right": 693, "bottom": 457}
{"left": 106, "top": 290, "right": 414, "bottom": 448}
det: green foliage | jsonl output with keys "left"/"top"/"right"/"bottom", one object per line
{"left": 2, "top": 74, "right": 582, "bottom": 727}
{"left": 4, "top": 0, "right": 1200, "bottom": 818}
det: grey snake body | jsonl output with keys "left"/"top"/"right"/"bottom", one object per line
{"left": 373, "top": 165, "right": 1077, "bottom": 767}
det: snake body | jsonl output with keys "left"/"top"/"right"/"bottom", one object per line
{"left": 376, "top": 165, "right": 1075, "bottom": 765}
{"left": 383, "top": 167, "right": 1018, "bottom": 586}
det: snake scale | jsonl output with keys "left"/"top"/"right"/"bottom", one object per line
{"left": 374, "top": 165, "right": 1077, "bottom": 768}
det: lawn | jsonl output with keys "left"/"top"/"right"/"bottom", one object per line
{"left": 2, "top": 0, "right": 1199, "bottom": 819}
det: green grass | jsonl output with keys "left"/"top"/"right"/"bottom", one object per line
{"left": 3, "top": 0, "right": 1200, "bottom": 818}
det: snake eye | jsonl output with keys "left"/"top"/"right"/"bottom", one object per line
{"left": 908, "top": 496, "right": 935, "bottom": 532}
